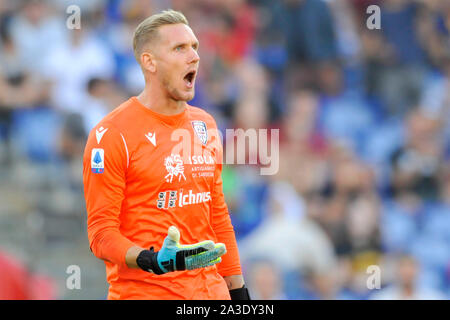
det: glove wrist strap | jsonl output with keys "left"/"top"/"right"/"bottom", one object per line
{"left": 229, "top": 285, "right": 251, "bottom": 300}
{"left": 136, "top": 248, "right": 165, "bottom": 275}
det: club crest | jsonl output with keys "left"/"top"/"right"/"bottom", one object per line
{"left": 191, "top": 120, "right": 208, "bottom": 145}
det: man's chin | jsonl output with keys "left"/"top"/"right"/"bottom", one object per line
{"left": 186, "top": 92, "right": 195, "bottom": 102}
{"left": 168, "top": 85, "right": 196, "bottom": 102}
{"left": 176, "top": 91, "right": 195, "bottom": 102}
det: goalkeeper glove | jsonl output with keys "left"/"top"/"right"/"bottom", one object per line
{"left": 136, "top": 226, "right": 226, "bottom": 275}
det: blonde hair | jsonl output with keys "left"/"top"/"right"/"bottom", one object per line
{"left": 133, "top": 9, "right": 189, "bottom": 62}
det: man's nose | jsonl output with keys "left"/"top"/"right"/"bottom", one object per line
{"left": 189, "top": 47, "right": 200, "bottom": 64}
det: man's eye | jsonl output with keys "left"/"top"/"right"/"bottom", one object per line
{"left": 175, "top": 46, "right": 183, "bottom": 51}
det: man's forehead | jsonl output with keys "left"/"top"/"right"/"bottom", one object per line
{"left": 158, "top": 23, "right": 198, "bottom": 45}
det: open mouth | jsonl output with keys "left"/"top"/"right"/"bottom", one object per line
{"left": 183, "top": 70, "right": 196, "bottom": 88}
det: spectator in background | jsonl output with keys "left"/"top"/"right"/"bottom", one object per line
{"left": 297, "top": 268, "right": 339, "bottom": 300}
{"left": 380, "top": 107, "right": 446, "bottom": 258}
{"left": 371, "top": 0, "right": 427, "bottom": 115}
{"left": 212, "top": 0, "right": 257, "bottom": 64}
{"left": 8, "top": 0, "right": 68, "bottom": 75}
{"left": 346, "top": 194, "right": 382, "bottom": 257}
{"left": 103, "top": 0, "right": 153, "bottom": 94}
{"left": 277, "top": 87, "right": 330, "bottom": 197}
{"left": 420, "top": 55, "right": 450, "bottom": 146}
{"left": 222, "top": 165, "right": 269, "bottom": 239}
{"left": 80, "top": 77, "right": 127, "bottom": 133}
{"left": 239, "top": 180, "right": 336, "bottom": 278}
{"left": 382, "top": 0, "right": 426, "bottom": 65}
{"left": 81, "top": 78, "right": 111, "bottom": 134}
{"left": 0, "top": 249, "right": 56, "bottom": 300}
{"left": 0, "top": 14, "right": 47, "bottom": 109}
{"left": 334, "top": 252, "right": 378, "bottom": 299}
{"left": 389, "top": 108, "right": 444, "bottom": 202}
{"left": 42, "top": 22, "right": 115, "bottom": 114}
{"left": 232, "top": 59, "right": 271, "bottom": 131}
{"left": 245, "top": 258, "right": 287, "bottom": 300}
{"left": 315, "top": 143, "right": 378, "bottom": 255}
{"left": 0, "top": 10, "right": 50, "bottom": 165}
{"left": 221, "top": 58, "right": 274, "bottom": 238}
{"left": 327, "top": 0, "right": 361, "bottom": 63}
{"left": 370, "top": 254, "right": 446, "bottom": 299}
{"left": 58, "top": 112, "right": 85, "bottom": 163}
{"left": 316, "top": 61, "right": 376, "bottom": 155}
{"left": 277, "top": 0, "right": 337, "bottom": 64}
{"left": 266, "top": 0, "right": 338, "bottom": 93}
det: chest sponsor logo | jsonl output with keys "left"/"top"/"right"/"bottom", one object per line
{"left": 157, "top": 189, "right": 211, "bottom": 209}
{"left": 187, "top": 155, "right": 215, "bottom": 165}
{"left": 163, "top": 153, "right": 216, "bottom": 182}
{"left": 164, "top": 154, "right": 187, "bottom": 183}
{"left": 191, "top": 120, "right": 208, "bottom": 145}
{"left": 91, "top": 148, "right": 104, "bottom": 173}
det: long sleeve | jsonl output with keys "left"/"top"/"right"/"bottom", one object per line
{"left": 83, "top": 124, "right": 136, "bottom": 268}
{"left": 209, "top": 126, "right": 242, "bottom": 277}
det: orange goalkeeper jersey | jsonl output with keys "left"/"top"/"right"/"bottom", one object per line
{"left": 82, "top": 97, "right": 242, "bottom": 300}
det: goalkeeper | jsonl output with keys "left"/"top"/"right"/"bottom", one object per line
{"left": 82, "top": 9, "right": 249, "bottom": 300}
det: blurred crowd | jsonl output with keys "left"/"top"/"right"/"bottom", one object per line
{"left": 1, "top": 0, "right": 450, "bottom": 299}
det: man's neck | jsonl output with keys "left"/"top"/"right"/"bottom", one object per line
{"left": 137, "top": 86, "right": 187, "bottom": 116}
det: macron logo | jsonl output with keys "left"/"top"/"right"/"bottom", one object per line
{"left": 96, "top": 127, "right": 108, "bottom": 144}
{"left": 145, "top": 132, "right": 156, "bottom": 147}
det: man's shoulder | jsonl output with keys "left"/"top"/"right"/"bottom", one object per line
{"left": 92, "top": 97, "right": 137, "bottom": 133}
{"left": 187, "top": 105, "right": 217, "bottom": 127}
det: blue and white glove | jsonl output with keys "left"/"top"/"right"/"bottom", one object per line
{"left": 136, "top": 226, "right": 226, "bottom": 274}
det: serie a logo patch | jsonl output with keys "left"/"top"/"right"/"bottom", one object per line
{"left": 91, "top": 148, "right": 104, "bottom": 173}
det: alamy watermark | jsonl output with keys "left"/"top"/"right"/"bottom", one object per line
{"left": 366, "top": 265, "right": 381, "bottom": 290}
{"left": 168, "top": 127, "right": 279, "bottom": 176}
{"left": 66, "top": 265, "right": 81, "bottom": 290}
{"left": 66, "top": 5, "right": 81, "bottom": 30}
{"left": 366, "top": 5, "right": 381, "bottom": 30}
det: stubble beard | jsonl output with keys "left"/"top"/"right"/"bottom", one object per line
{"left": 162, "top": 75, "right": 194, "bottom": 103}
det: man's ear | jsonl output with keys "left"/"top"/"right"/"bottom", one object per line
{"left": 141, "top": 51, "right": 156, "bottom": 73}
